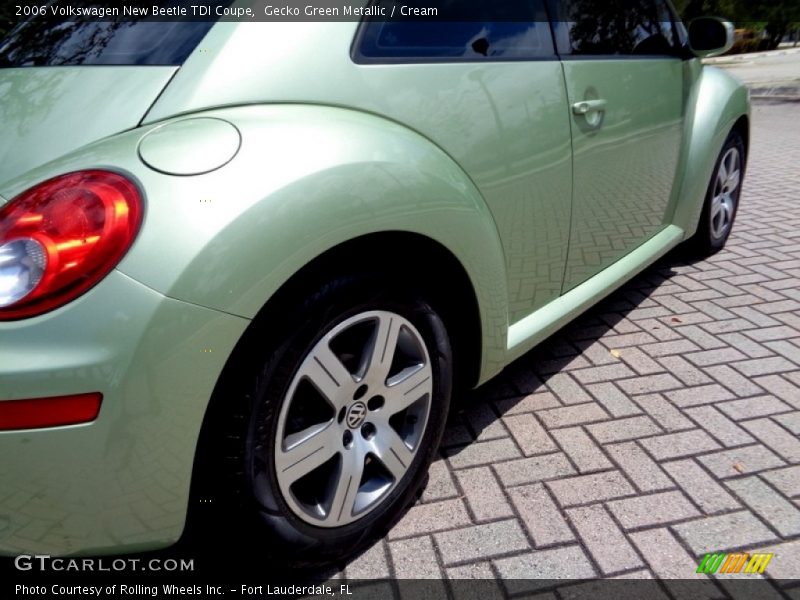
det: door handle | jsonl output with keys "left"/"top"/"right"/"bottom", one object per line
{"left": 572, "top": 99, "right": 607, "bottom": 116}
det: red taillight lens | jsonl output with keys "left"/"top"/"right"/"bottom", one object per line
{"left": 0, "top": 170, "right": 142, "bottom": 320}
{"left": 0, "top": 393, "right": 102, "bottom": 431}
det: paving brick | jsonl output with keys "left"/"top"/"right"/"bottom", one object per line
{"left": 740, "top": 418, "right": 800, "bottom": 462}
{"left": 640, "top": 339, "right": 700, "bottom": 357}
{"left": 762, "top": 465, "right": 800, "bottom": 498}
{"left": 752, "top": 539, "right": 800, "bottom": 581}
{"left": 502, "top": 413, "right": 557, "bottom": 456}
{"left": 674, "top": 325, "right": 727, "bottom": 350}
{"left": 446, "top": 438, "right": 521, "bottom": 470}
{"left": 607, "top": 490, "right": 700, "bottom": 529}
{"left": 389, "top": 536, "right": 442, "bottom": 579}
{"left": 600, "top": 331, "right": 659, "bottom": 348}
{"left": 640, "top": 429, "right": 722, "bottom": 460}
{"left": 494, "top": 453, "right": 576, "bottom": 487}
{"left": 552, "top": 427, "right": 612, "bottom": 473}
{"left": 445, "top": 561, "right": 498, "bottom": 580}
{"left": 633, "top": 394, "right": 694, "bottom": 431}
{"left": 346, "top": 541, "right": 390, "bottom": 579}
{"left": 673, "top": 511, "right": 778, "bottom": 555}
{"left": 725, "top": 477, "right": 800, "bottom": 537}
{"left": 537, "top": 402, "right": 609, "bottom": 429}
{"left": 745, "top": 325, "right": 800, "bottom": 342}
{"left": 587, "top": 416, "right": 662, "bottom": 444}
{"left": 495, "top": 546, "right": 596, "bottom": 590}
{"left": 617, "top": 374, "right": 683, "bottom": 396}
{"left": 434, "top": 520, "right": 529, "bottom": 565}
{"left": 566, "top": 505, "right": 643, "bottom": 574}
{"left": 466, "top": 404, "right": 509, "bottom": 441}
{"left": 704, "top": 365, "right": 765, "bottom": 397}
{"left": 685, "top": 406, "right": 756, "bottom": 447}
{"left": 666, "top": 384, "right": 736, "bottom": 408}
{"left": 731, "top": 306, "right": 781, "bottom": 328}
{"left": 732, "top": 357, "right": 797, "bottom": 378}
{"left": 509, "top": 483, "right": 574, "bottom": 547}
{"left": 455, "top": 467, "right": 513, "bottom": 522}
{"left": 665, "top": 360, "right": 718, "bottom": 393}
{"left": 495, "top": 392, "right": 561, "bottom": 416}
{"left": 752, "top": 375, "right": 800, "bottom": 409}
{"left": 544, "top": 372, "right": 594, "bottom": 405}
{"left": 662, "top": 459, "right": 740, "bottom": 514}
{"left": 719, "top": 332, "right": 774, "bottom": 359}
{"left": 700, "top": 317, "right": 759, "bottom": 335}
{"left": 774, "top": 411, "right": 800, "bottom": 435}
{"left": 572, "top": 363, "right": 636, "bottom": 385}
{"left": 389, "top": 498, "right": 472, "bottom": 540}
{"left": 616, "top": 347, "right": 665, "bottom": 375}
{"left": 546, "top": 471, "right": 635, "bottom": 507}
{"left": 685, "top": 348, "right": 749, "bottom": 367}
{"left": 606, "top": 442, "right": 673, "bottom": 492}
{"left": 699, "top": 445, "right": 786, "bottom": 478}
{"left": 716, "top": 395, "right": 794, "bottom": 421}
{"left": 421, "top": 459, "right": 459, "bottom": 503}
{"left": 441, "top": 424, "right": 473, "bottom": 448}
{"left": 629, "top": 528, "right": 713, "bottom": 580}
{"left": 586, "top": 382, "right": 642, "bottom": 417}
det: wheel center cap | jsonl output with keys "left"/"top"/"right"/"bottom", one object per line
{"left": 346, "top": 401, "right": 367, "bottom": 429}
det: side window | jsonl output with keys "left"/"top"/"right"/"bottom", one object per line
{"left": 550, "top": 0, "right": 682, "bottom": 57}
{"left": 354, "top": 0, "right": 554, "bottom": 62}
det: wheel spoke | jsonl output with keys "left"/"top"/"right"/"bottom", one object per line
{"left": 717, "top": 160, "right": 728, "bottom": 189}
{"left": 326, "top": 448, "right": 363, "bottom": 526}
{"left": 366, "top": 314, "right": 402, "bottom": 384}
{"left": 711, "top": 197, "right": 724, "bottom": 221}
{"left": 386, "top": 363, "right": 433, "bottom": 414}
{"left": 276, "top": 423, "right": 339, "bottom": 484}
{"left": 721, "top": 199, "right": 733, "bottom": 224}
{"left": 300, "top": 342, "right": 354, "bottom": 405}
{"left": 726, "top": 168, "right": 741, "bottom": 193}
{"left": 372, "top": 426, "right": 415, "bottom": 481}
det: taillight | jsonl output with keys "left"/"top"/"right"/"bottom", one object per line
{"left": 0, "top": 170, "right": 142, "bottom": 320}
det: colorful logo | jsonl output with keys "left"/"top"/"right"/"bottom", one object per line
{"left": 696, "top": 552, "right": 773, "bottom": 575}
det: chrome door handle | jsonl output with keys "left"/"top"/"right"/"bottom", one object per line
{"left": 572, "top": 99, "right": 608, "bottom": 115}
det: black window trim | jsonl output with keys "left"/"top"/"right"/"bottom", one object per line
{"left": 350, "top": 0, "right": 691, "bottom": 65}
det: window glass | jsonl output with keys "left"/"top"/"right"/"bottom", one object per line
{"left": 550, "top": 0, "right": 681, "bottom": 57}
{"left": 356, "top": 0, "right": 554, "bottom": 61}
{"left": 0, "top": 1, "right": 230, "bottom": 67}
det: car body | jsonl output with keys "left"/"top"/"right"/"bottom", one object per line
{"left": 0, "top": 1, "right": 749, "bottom": 559}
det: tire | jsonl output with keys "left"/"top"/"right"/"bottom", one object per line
{"left": 685, "top": 129, "right": 746, "bottom": 257}
{"left": 194, "top": 274, "right": 452, "bottom": 567}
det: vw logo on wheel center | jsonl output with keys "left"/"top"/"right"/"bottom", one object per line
{"left": 346, "top": 401, "right": 367, "bottom": 429}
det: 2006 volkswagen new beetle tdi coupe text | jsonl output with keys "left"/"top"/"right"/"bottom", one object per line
{"left": 0, "top": 0, "right": 749, "bottom": 564}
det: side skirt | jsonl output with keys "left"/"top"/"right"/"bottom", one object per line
{"left": 505, "top": 225, "right": 685, "bottom": 362}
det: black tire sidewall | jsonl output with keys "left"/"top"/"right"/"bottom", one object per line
{"left": 241, "top": 275, "right": 452, "bottom": 562}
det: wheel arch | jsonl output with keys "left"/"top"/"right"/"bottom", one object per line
{"left": 670, "top": 65, "right": 751, "bottom": 238}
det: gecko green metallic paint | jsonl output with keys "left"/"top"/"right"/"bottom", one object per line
{"left": 0, "top": 14, "right": 749, "bottom": 558}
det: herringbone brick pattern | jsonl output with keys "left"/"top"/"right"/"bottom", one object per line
{"left": 340, "top": 103, "right": 800, "bottom": 588}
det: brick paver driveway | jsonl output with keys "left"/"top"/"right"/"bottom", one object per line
{"left": 339, "top": 101, "right": 800, "bottom": 587}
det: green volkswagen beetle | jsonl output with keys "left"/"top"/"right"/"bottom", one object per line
{"left": 0, "top": 0, "right": 748, "bottom": 564}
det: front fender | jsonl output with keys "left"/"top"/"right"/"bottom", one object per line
{"left": 671, "top": 63, "right": 750, "bottom": 237}
{"left": 0, "top": 105, "right": 508, "bottom": 381}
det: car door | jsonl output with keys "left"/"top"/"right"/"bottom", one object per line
{"left": 549, "top": 0, "right": 688, "bottom": 292}
{"left": 352, "top": 0, "right": 574, "bottom": 325}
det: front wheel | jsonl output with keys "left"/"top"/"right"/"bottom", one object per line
{"left": 686, "top": 129, "right": 746, "bottom": 256}
{"left": 204, "top": 276, "right": 453, "bottom": 566}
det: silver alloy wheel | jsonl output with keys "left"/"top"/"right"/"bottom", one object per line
{"left": 274, "top": 310, "right": 433, "bottom": 527}
{"left": 710, "top": 147, "right": 741, "bottom": 240}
